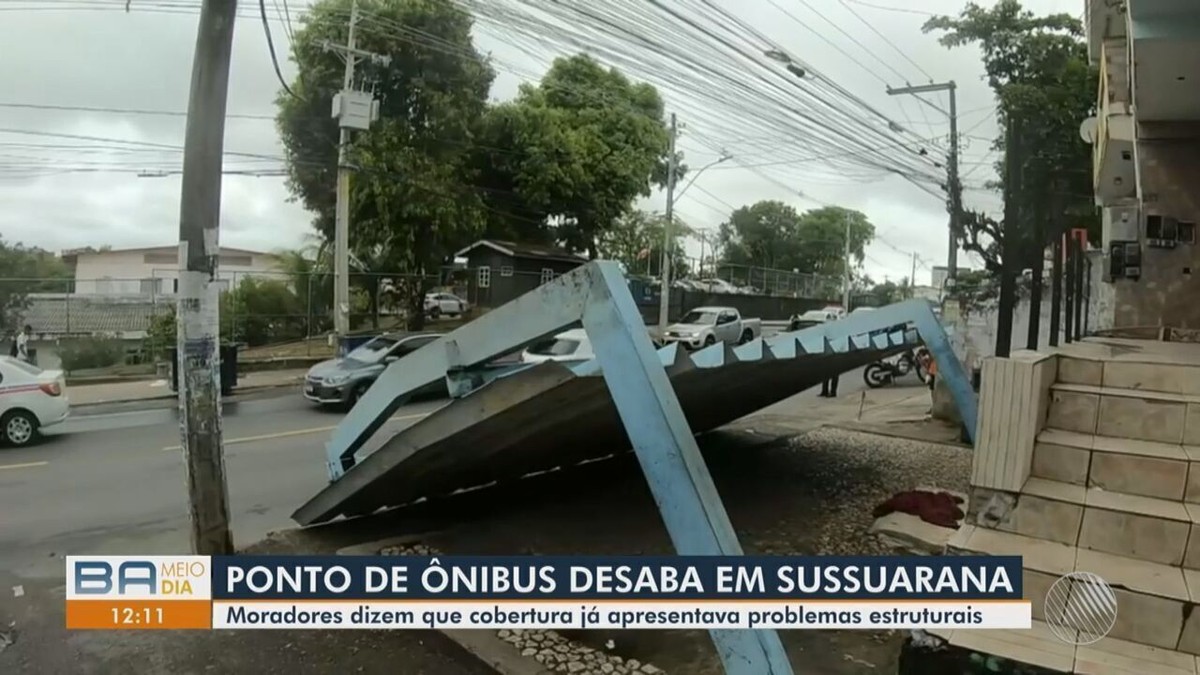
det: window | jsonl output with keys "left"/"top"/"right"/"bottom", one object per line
{"left": 1180, "top": 222, "right": 1196, "bottom": 245}
{"left": 500, "top": 266, "right": 514, "bottom": 277}
{"left": 139, "top": 277, "right": 162, "bottom": 295}
{"left": 541, "top": 268, "right": 555, "bottom": 284}
{"left": 478, "top": 266, "right": 491, "bottom": 288}
{"left": 390, "top": 334, "right": 438, "bottom": 359}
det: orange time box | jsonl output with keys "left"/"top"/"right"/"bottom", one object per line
{"left": 67, "top": 600, "right": 212, "bottom": 630}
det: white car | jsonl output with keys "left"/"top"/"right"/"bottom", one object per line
{"left": 692, "top": 278, "right": 740, "bottom": 294}
{"left": 0, "top": 356, "right": 69, "bottom": 446}
{"left": 424, "top": 292, "right": 469, "bottom": 317}
{"left": 520, "top": 329, "right": 595, "bottom": 364}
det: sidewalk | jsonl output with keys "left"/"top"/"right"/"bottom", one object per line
{"left": 736, "top": 382, "right": 965, "bottom": 446}
{"left": 68, "top": 368, "right": 309, "bottom": 406}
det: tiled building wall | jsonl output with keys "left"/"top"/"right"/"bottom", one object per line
{"left": 1110, "top": 129, "right": 1200, "bottom": 328}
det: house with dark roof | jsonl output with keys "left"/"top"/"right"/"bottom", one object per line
{"left": 453, "top": 240, "right": 588, "bottom": 308}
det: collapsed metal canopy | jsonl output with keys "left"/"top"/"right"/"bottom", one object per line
{"left": 293, "top": 324, "right": 919, "bottom": 526}
{"left": 293, "top": 262, "right": 976, "bottom": 675}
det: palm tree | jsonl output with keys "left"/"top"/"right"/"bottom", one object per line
{"left": 273, "top": 235, "right": 332, "bottom": 335}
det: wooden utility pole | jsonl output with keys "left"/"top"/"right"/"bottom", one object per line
{"left": 176, "top": 0, "right": 237, "bottom": 555}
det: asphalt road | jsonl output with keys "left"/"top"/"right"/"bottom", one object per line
{"left": 0, "top": 364, "right": 881, "bottom": 576}
{"left": 0, "top": 392, "right": 449, "bottom": 578}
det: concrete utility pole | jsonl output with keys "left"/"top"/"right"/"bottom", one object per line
{"left": 657, "top": 112, "right": 678, "bottom": 332}
{"left": 324, "top": 0, "right": 387, "bottom": 338}
{"left": 841, "top": 215, "right": 852, "bottom": 311}
{"left": 909, "top": 251, "right": 918, "bottom": 298}
{"left": 176, "top": 0, "right": 238, "bottom": 555}
{"left": 887, "top": 81, "right": 960, "bottom": 282}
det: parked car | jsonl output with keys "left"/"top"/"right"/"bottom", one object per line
{"left": 0, "top": 356, "right": 69, "bottom": 446}
{"left": 662, "top": 306, "right": 762, "bottom": 349}
{"left": 520, "top": 329, "right": 595, "bottom": 364}
{"left": 787, "top": 309, "right": 839, "bottom": 331}
{"left": 692, "top": 278, "right": 740, "bottom": 294}
{"left": 304, "top": 332, "right": 445, "bottom": 408}
{"left": 424, "top": 292, "right": 469, "bottom": 318}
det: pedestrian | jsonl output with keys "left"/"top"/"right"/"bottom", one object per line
{"left": 923, "top": 350, "right": 937, "bottom": 392}
{"left": 820, "top": 374, "right": 839, "bottom": 398}
{"left": 15, "top": 324, "right": 32, "bottom": 363}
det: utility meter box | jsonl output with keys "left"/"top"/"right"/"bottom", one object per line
{"left": 332, "top": 90, "right": 379, "bottom": 131}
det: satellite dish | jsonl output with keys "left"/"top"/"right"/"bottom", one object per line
{"left": 1080, "top": 117, "right": 1098, "bottom": 144}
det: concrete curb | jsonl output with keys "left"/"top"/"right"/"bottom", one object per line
{"left": 71, "top": 381, "right": 298, "bottom": 411}
{"left": 825, "top": 420, "right": 970, "bottom": 448}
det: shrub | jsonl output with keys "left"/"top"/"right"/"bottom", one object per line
{"left": 57, "top": 338, "right": 127, "bottom": 373}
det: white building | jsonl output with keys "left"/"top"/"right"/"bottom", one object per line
{"left": 64, "top": 245, "right": 283, "bottom": 296}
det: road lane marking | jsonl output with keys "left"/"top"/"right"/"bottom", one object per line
{"left": 159, "top": 412, "right": 432, "bottom": 451}
{"left": 0, "top": 461, "right": 49, "bottom": 471}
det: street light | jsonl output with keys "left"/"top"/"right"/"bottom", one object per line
{"left": 675, "top": 151, "right": 731, "bottom": 201}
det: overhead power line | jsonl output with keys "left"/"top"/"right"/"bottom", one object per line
{"left": 259, "top": 0, "right": 298, "bottom": 99}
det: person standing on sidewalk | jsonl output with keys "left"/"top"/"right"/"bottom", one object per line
{"left": 820, "top": 374, "right": 839, "bottom": 398}
{"left": 15, "top": 325, "right": 32, "bottom": 363}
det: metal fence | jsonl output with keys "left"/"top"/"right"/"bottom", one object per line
{"left": 0, "top": 270, "right": 472, "bottom": 357}
{"left": 707, "top": 264, "right": 843, "bottom": 299}
{"left": 1, "top": 263, "right": 844, "bottom": 364}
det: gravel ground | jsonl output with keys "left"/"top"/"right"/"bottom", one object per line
{"left": 405, "top": 425, "right": 973, "bottom": 674}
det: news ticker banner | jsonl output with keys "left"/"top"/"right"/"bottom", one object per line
{"left": 65, "top": 554, "right": 1031, "bottom": 631}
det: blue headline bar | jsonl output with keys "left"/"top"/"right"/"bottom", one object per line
{"left": 211, "top": 555, "right": 1022, "bottom": 601}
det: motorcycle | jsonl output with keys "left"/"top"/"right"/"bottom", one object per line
{"left": 863, "top": 347, "right": 930, "bottom": 388}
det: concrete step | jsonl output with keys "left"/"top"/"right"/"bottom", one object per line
{"left": 929, "top": 620, "right": 1200, "bottom": 674}
{"left": 988, "top": 477, "right": 1200, "bottom": 568}
{"left": 1032, "top": 428, "right": 1200, "bottom": 502}
{"left": 1046, "top": 382, "right": 1200, "bottom": 445}
{"left": 947, "top": 525, "right": 1200, "bottom": 657}
{"left": 1058, "top": 353, "right": 1200, "bottom": 398}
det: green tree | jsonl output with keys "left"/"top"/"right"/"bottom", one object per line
{"left": 924, "top": 0, "right": 1097, "bottom": 272}
{"left": 0, "top": 239, "right": 71, "bottom": 331}
{"left": 275, "top": 240, "right": 332, "bottom": 334}
{"left": 717, "top": 202, "right": 874, "bottom": 280}
{"left": 277, "top": 0, "right": 494, "bottom": 330}
{"left": 867, "top": 279, "right": 902, "bottom": 306}
{"left": 223, "top": 277, "right": 306, "bottom": 346}
{"left": 598, "top": 210, "right": 690, "bottom": 278}
{"left": 477, "top": 54, "right": 679, "bottom": 258}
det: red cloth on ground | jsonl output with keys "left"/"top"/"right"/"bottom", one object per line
{"left": 872, "top": 490, "right": 964, "bottom": 529}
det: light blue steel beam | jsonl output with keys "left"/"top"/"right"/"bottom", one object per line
{"left": 582, "top": 263, "right": 793, "bottom": 675}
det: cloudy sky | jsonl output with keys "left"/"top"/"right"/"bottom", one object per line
{"left": 0, "top": 0, "right": 1081, "bottom": 286}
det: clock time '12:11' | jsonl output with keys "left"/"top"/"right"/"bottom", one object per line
{"left": 112, "top": 606, "right": 163, "bottom": 625}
